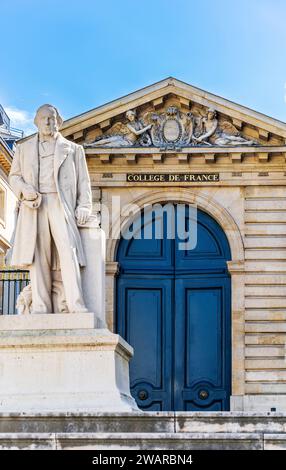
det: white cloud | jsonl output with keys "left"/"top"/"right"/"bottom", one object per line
{"left": 4, "top": 106, "right": 36, "bottom": 137}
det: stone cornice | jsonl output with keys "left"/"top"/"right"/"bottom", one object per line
{"left": 85, "top": 145, "right": 286, "bottom": 155}
{"left": 85, "top": 146, "right": 286, "bottom": 166}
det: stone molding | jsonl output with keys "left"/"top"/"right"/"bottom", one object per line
{"left": 106, "top": 261, "right": 119, "bottom": 277}
{"left": 227, "top": 260, "right": 245, "bottom": 274}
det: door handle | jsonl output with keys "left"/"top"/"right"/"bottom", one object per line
{"left": 198, "top": 389, "right": 209, "bottom": 400}
{"left": 138, "top": 390, "right": 149, "bottom": 401}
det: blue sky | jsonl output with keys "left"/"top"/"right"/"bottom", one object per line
{"left": 1, "top": 0, "right": 286, "bottom": 135}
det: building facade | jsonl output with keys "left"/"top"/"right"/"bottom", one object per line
{"left": 0, "top": 105, "right": 23, "bottom": 313}
{"left": 35, "top": 79, "right": 286, "bottom": 412}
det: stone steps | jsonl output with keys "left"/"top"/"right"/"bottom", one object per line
{"left": 0, "top": 432, "right": 285, "bottom": 450}
{"left": 1, "top": 412, "right": 286, "bottom": 434}
{"left": 0, "top": 412, "right": 286, "bottom": 450}
{"left": 0, "top": 432, "right": 267, "bottom": 450}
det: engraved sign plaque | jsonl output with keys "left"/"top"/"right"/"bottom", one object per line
{"left": 126, "top": 173, "right": 220, "bottom": 183}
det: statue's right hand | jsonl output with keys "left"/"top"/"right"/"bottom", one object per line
{"left": 23, "top": 187, "right": 38, "bottom": 201}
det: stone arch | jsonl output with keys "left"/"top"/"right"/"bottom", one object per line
{"left": 105, "top": 189, "right": 245, "bottom": 405}
{"left": 106, "top": 189, "right": 244, "bottom": 263}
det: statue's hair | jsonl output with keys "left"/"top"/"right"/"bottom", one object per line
{"left": 126, "top": 109, "right": 136, "bottom": 117}
{"left": 34, "top": 104, "right": 63, "bottom": 128}
{"left": 207, "top": 107, "right": 217, "bottom": 115}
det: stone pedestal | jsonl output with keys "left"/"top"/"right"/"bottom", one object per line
{"left": 79, "top": 216, "right": 106, "bottom": 328}
{"left": 14, "top": 217, "right": 107, "bottom": 323}
{"left": 0, "top": 314, "right": 138, "bottom": 413}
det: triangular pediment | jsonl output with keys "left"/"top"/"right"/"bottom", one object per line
{"left": 61, "top": 77, "right": 286, "bottom": 149}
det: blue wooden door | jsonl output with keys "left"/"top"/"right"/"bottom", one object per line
{"left": 116, "top": 277, "right": 173, "bottom": 411}
{"left": 174, "top": 278, "right": 231, "bottom": 410}
{"left": 116, "top": 205, "right": 231, "bottom": 411}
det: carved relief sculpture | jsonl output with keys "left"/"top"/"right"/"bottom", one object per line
{"left": 85, "top": 110, "right": 152, "bottom": 147}
{"left": 16, "top": 284, "right": 32, "bottom": 315}
{"left": 195, "top": 108, "right": 258, "bottom": 146}
{"left": 142, "top": 106, "right": 195, "bottom": 147}
{"left": 84, "top": 105, "right": 258, "bottom": 148}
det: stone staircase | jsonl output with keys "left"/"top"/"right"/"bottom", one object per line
{"left": 0, "top": 412, "right": 285, "bottom": 450}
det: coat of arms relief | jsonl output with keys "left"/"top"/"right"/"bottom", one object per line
{"left": 85, "top": 104, "right": 258, "bottom": 149}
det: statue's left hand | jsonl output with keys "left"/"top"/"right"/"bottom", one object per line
{"left": 75, "top": 207, "right": 91, "bottom": 225}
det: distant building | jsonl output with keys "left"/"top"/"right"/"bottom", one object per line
{"left": 0, "top": 104, "right": 22, "bottom": 263}
{"left": 0, "top": 105, "right": 24, "bottom": 314}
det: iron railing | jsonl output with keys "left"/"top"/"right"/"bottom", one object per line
{"left": 0, "top": 104, "right": 24, "bottom": 139}
{"left": 0, "top": 270, "right": 29, "bottom": 315}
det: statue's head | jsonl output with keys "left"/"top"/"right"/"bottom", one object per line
{"left": 34, "top": 104, "right": 63, "bottom": 137}
{"left": 207, "top": 107, "right": 216, "bottom": 119}
{"left": 126, "top": 110, "right": 136, "bottom": 122}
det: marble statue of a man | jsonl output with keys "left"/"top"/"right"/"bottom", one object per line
{"left": 9, "top": 104, "right": 92, "bottom": 313}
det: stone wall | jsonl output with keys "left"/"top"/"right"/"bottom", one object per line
{"left": 244, "top": 185, "right": 286, "bottom": 407}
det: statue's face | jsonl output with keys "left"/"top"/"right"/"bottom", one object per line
{"left": 36, "top": 107, "right": 58, "bottom": 137}
{"left": 127, "top": 111, "right": 135, "bottom": 122}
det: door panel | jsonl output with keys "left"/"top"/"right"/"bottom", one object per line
{"left": 174, "top": 278, "right": 231, "bottom": 411}
{"left": 175, "top": 207, "right": 231, "bottom": 274}
{"left": 116, "top": 277, "right": 173, "bottom": 410}
{"left": 116, "top": 209, "right": 174, "bottom": 274}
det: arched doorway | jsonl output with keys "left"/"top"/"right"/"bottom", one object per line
{"left": 116, "top": 204, "right": 231, "bottom": 411}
